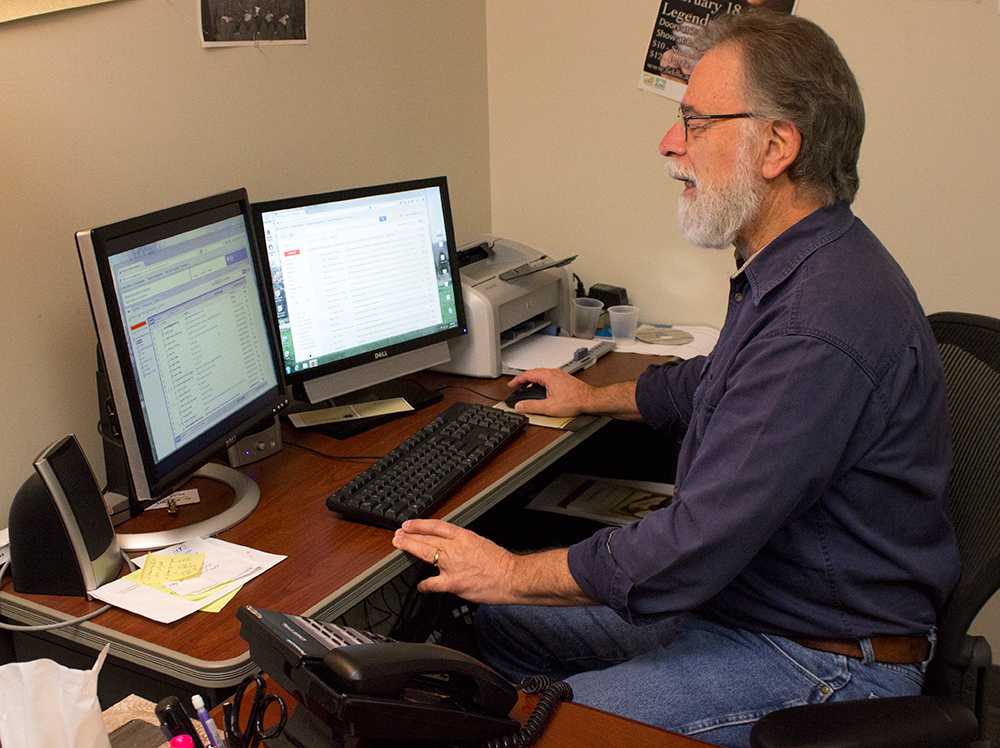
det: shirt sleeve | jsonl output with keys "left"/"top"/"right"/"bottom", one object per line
{"left": 634, "top": 355, "right": 706, "bottom": 432}
{"left": 568, "top": 333, "right": 879, "bottom": 623}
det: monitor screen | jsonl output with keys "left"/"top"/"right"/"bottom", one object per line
{"left": 108, "top": 215, "right": 277, "bottom": 464}
{"left": 77, "top": 190, "right": 287, "bottom": 505}
{"left": 253, "top": 177, "right": 466, "bottom": 402}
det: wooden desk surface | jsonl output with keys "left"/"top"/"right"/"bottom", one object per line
{"left": 0, "top": 353, "right": 658, "bottom": 686}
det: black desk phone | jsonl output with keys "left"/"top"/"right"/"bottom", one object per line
{"left": 237, "top": 605, "right": 523, "bottom": 746}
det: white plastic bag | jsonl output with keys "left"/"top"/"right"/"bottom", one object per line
{"left": 0, "top": 643, "right": 111, "bottom": 748}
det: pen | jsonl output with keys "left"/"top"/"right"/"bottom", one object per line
{"left": 192, "top": 694, "right": 223, "bottom": 747}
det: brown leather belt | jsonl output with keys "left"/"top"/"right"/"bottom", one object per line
{"left": 791, "top": 635, "right": 930, "bottom": 665}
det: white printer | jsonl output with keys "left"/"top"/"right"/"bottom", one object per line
{"left": 435, "top": 236, "right": 575, "bottom": 378}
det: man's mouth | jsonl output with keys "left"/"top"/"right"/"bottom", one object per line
{"left": 676, "top": 176, "right": 696, "bottom": 194}
{"left": 666, "top": 164, "right": 696, "bottom": 193}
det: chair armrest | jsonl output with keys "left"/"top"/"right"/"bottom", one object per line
{"left": 749, "top": 695, "right": 978, "bottom": 748}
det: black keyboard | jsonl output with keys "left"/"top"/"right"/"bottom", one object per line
{"left": 325, "top": 402, "right": 529, "bottom": 529}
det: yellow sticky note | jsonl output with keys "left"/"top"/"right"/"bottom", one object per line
{"left": 139, "top": 552, "right": 204, "bottom": 586}
{"left": 166, "top": 552, "right": 204, "bottom": 582}
{"left": 139, "top": 553, "right": 172, "bottom": 586}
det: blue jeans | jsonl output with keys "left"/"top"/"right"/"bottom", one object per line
{"left": 476, "top": 605, "right": 927, "bottom": 748}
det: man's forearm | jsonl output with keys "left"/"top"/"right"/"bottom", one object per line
{"left": 587, "top": 381, "right": 642, "bottom": 421}
{"left": 506, "top": 549, "right": 596, "bottom": 606}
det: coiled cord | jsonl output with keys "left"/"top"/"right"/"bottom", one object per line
{"left": 482, "top": 676, "right": 574, "bottom": 748}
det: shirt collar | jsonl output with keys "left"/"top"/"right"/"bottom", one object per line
{"left": 731, "top": 244, "right": 764, "bottom": 279}
{"left": 734, "top": 201, "right": 856, "bottom": 305}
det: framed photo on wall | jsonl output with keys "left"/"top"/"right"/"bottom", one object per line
{"left": 200, "top": 0, "right": 307, "bottom": 47}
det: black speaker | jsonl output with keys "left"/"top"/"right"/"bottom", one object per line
{"left": 8, "top": 435, "right": 122, "bottom": 597}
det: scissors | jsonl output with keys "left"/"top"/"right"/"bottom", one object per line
{"left": 226, "top": 674, "right": 288, "bottom": 748}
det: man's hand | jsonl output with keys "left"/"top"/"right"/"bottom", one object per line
{"left": 392, "top": 519, "right": 593, "bottom": 606}
{"left": 507, "top": 368, "right": 595, "bottom": 417}
{"left": 392, "top": 519, "right": 518, "bottom": 603}
{"left": 507, "top": 369, "right": 642, "bottom": 421}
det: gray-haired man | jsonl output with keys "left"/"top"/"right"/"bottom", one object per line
{"left": 393, "top": 12, "right": 958, "bottom": 746}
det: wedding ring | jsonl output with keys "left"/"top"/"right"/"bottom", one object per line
{"left": 432, "top": 548, "right": 441, "bottom": 567}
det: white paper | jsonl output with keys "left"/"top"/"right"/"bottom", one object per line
{"left": 146, "top": 488, "right": 201, "bottom": 511}
{"left": 609, "top": 325, "right": 718, "bottom": 359}
{"left": 89, "top": 575, "right": 208, "bottom": 624}
{"left": 502, "top": 335, "right": 611, "bottom": 372}
{"left": 527, "top": 473, "right": 675, "bottom": 526}
{"left": 92, "top": 538, "right": 286, "bottom": 623}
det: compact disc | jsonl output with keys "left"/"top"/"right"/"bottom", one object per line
{"left": 635, "top": 328, "right": 694, "bottom": 345}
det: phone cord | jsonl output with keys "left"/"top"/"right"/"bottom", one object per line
{"left": 482, "top": 676, "right": 574, "bottom": 748}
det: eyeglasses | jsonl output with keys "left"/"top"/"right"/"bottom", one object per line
{"left": 677, "top": 108, "right": 755, "bottom": 141}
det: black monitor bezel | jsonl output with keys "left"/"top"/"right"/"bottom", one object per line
{"left": 79, "top": 188, "right": 287, "bottom": 500}
{"left": 250, "top": 176, "right": 467, "bottom": 390}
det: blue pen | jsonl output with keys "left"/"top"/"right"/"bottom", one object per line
{"left": 191, "top": 694, "right": 223, "bottom": 747}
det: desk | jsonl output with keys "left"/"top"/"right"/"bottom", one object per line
{"left": 0, "top": 353, "right": 658, "bottom": 700}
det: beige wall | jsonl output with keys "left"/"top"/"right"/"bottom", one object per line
{"left": 486, "top": 0, "right": 999, "bottom": 327}
{"left": 0, "top": 1, "right": 490, "bottom": 524}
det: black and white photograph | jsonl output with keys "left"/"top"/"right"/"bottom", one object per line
{"left": 200, "top": 0, "right": 307, "bottom": 47}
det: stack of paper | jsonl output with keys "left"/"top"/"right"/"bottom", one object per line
{"left": 91, "top": 538, "right": 286, "bottom": 624}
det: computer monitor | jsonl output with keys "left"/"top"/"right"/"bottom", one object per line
{"left": 76, "top": 189, "right": 288, "bottom": 550}
{"left": 251, "top": 176, "right": 466, "bottom": 408}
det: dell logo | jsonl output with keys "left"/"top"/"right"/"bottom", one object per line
{"left": 373, "top": 350, "right": 388, "bottom": 360}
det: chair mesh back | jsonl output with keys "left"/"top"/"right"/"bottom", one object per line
{"left": 928, "top": 313, "right": 1000, "bottom": 692}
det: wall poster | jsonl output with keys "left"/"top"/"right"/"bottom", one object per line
{"left": 0, "top": 0, "right": 124, "bottom": 24}
{"left": 639, "top": 0, "right": 796, "bottom": 102}
{"left": 200, "top": 0, "right": 308, "bottom": 47}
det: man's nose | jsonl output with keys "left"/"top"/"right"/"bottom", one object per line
{"left": 660, "top": 121, "right": 686, "bottom": 158}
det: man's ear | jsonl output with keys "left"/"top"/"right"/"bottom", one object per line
{"left": 761, "top": 119, "right": 801, "bottom": 181}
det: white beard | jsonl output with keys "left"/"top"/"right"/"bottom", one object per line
{"left": 667, "top": 133, "right": 764, "bottom": 249}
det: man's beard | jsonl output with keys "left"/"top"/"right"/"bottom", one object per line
{"left": 666, "top": 133, "right": 764, "bottom": 249}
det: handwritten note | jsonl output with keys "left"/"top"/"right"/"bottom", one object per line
{"left": 139, "top": 552, "right": 205, "bottom": 586}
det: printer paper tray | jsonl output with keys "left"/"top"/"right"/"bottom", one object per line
{"left": 501, "top": 334, "right": 612, "bottom": 374}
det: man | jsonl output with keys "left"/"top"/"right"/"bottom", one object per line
{"left": 214, "top": 0, "right": 240, "bottom": 42}
{"left": 393, "top": 11, "right": 959, "bottom": 747}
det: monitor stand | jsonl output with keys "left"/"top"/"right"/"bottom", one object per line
{"left": 288, "top": 378, "right": 443, "bottom": 440}
{"left": 114, "top": 463, "right": 259, "bottom": 552}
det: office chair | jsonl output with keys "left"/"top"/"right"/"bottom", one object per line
{"left": 750, "top": 312, "right": 1000, "bottom": 748}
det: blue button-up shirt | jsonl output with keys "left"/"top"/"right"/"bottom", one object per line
{"left": 567, "top": 202, "right": 959, "bottom": 638}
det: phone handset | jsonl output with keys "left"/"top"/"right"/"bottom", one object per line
{"left": 322, "top": 640, "right": 516, "bottom": 716}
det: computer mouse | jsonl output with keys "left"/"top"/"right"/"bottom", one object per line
{"left": 504, "top": 383, "right": 548, "bottom": 407}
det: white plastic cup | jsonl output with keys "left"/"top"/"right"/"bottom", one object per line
{"left": 608, "top": 305, "right": 640, "bottom": 343}
{"left": 572, "top": 297, "right": 604, "bottom": 339}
